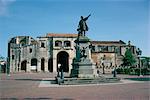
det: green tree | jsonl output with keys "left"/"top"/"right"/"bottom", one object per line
{"left": 122, "top": 48, "right": 136, "bottom": 67}
{"left": 0, "top": 55, "right": 5, "bottom": 61}
{"left": 141, "top": 57, "right": 150, "bottom": 68}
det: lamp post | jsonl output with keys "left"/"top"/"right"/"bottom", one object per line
{"left": 56, "top": 63, "right": 64, "bottom": 84}
{"left": 6, "top": 57, "right": 10, "bottom": 76}
{"left": 113, "top": 46, "right": 117, "bottom": 77}
{"left": 139, "top": 57, "right": 142, "bottom": 76}
{"left": 0, "top": 61, "right": 5, "bottom": 74}
{"left": 102, "top": 61, "right": 105, "bottom": 74}
{"left": 137, "top": 48, "right": 142, "bottom": 76}
{"left": 0, "top": 63, "right": 1, "bottom": 74}
{"left": 57, "top": 63, "right": 61, "bottom": 77}
{"left": 60, "top": 65, "right": 64, "bottom": 81}
{"left": 0, "top": 56, "right": 5, "bottom": 74}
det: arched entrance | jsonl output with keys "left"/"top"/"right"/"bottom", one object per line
{"left": 48, "top": 58, "right": 53, "bottom": 72}
{"left": 57, "top": 51, "right": 69, "bottom": 72}
{"left": 41, "top": 58, "right": 45, "bottom": 71}
{"left": 21, "top": 60, "right": 27, "bottom": 72}
{"left": 31, "top": 58, "right": 37, "bottom": 71}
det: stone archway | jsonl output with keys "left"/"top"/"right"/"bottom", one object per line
{"left": 48, "top": 58, "right": 53, "bottom": 72}
{"left": 31, "top": 58, "right": 37, "bottom": 71}
{"left": 41, "top": 58, "right": 45, "bottom": 71}
{"left": 21, "top": 60, "right": 27, "bottom": 72}
{"left": 57, "top": 51, "right": 69, "bottom": 72}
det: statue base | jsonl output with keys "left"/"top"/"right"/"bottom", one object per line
{"left": 70, "top": 36, "right": 97, "bottom": 78}
{"left": 71, "top": 59, "right": 96, "bottom": 78}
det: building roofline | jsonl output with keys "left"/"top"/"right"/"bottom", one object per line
{"left": 37, "top": 33, "right": 78, "bottom": 38}
{"left": 91, "top": 40, "right": 126, "bottom": 44}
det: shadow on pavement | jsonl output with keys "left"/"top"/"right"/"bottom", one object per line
{"left": 0, "top": 97, "right": 52, "bottom": 100}
{"left": 124, "top": 77, "right": 150, "bottom": 81}
{"left": 15, "top": 79, "right": 42, "bottom": 81}
{"left": 0, "top": 97, "right": 74, "bottom": 100}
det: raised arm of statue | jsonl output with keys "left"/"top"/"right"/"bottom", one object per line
{"left": 83, "top": 14, "right": 91, "bottom": 21}
{"left": 77, "top": 14, "right": 91, "bottom": 36}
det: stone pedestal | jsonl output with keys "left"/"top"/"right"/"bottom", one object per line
{"left": 71, "top": 36, "right": 96, "bottom": 78}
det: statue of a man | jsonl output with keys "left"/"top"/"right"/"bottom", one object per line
{"left": 77, "top": 14, "right": 91, "bottom": 36}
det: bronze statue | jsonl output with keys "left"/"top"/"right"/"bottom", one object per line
{"left": 77, "top": 14, "right": 91, "bottom": 36}
{"left": 80, "top": 47, "right": 87, "bottom": 59}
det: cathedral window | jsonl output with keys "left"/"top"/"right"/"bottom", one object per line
{"left": 91, "top": 46, "right": 95, "bottom": 52}
{"left": 29, "top": 48, "right": 32, "bottom": 53}
{"left": 55, "top": 41, "right": 62, "bottom": 47}
{"left": 12, "top": 55, "right": 14, "bottom": 60}
{"left": 64, "top": 41, "right": 71, "bottom": 47}
{"left": 98, "top": 46, "right": 108, "bottom": 52}
{"left": 41, "top": 42, "right": 45, "bottom": 48}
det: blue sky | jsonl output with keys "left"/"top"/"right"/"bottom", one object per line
{"left": 0, "top": 0, "right": 149, "bottom": 58}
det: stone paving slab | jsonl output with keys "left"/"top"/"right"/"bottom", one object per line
{"left": 39, "top": 78, "right": 143, "bottom": 87}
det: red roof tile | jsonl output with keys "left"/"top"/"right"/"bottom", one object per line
{"left": 46, "top": 33, "right": 78, "bottom": 38}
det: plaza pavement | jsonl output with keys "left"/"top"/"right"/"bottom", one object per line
{"left": 0, "top": 72, "right": 149, "bottom": 100}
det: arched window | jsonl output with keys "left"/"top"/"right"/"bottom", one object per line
{"left": 48, "top": 58, "right": 53, "bottom": 72}
{"left": 21, "top": 60, "right": 27, "bottom": 71}
{"left": 64, "top": 41, "right": 71, "bottom": 47}
{"left": 29, "top": 48, "right": 32, "bottom": 53}
{"left": 55, "top": 40, "right": 62, "bottom": 47}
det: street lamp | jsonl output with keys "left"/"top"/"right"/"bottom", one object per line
{"left": 6, "top": 57, "right": 10, "bottom": 76}
{"left": 113, "top": 46, "right": 117, "bottom": 77}
{"left": 56, "top": 63, "right": 64, "bottom": 85}
{"left": 0, "top": 56, "right": 5, "bottom": 74}
{"left": 137, "top": 48, "right": 142, "bottom": 76}
{"left": 0, "top": 64, "right": 1, "bottom": 74}
{"left": 102, "top": 55, "right": 105, "bottom": 74}
{"left": 57, "top": 63, "right": 61, "bottom": 77}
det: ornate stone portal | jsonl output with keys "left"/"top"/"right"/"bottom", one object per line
{"left": 71, "top": 15, "right": 96, "bottom": 78}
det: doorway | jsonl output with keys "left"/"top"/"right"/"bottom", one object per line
{"left": 57, "top": 51, "right": 69, "bottom": 72}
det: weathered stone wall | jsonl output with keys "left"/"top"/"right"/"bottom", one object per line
{"left": 8, "top": 35, "right": 139, "bottom": 74}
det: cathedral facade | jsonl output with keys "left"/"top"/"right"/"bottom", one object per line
{"left": 8, "top": 33, "right": 139, "bottom": 74}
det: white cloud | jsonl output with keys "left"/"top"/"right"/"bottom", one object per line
{"left": 0, "top": 0, "right": 16, "bottom": 16}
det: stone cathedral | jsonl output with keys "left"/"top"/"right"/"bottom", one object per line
{"left": 8, "top": 33, "right": 139, "bottom": 74}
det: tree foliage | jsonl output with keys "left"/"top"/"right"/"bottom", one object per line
{"left": 0, "top": 55, "right": 5, "bottom": 61}
{"left": 141, "top": 57, "right": 150, "bottom": 68}
{"left": 122, "top": 48, "right": 136, "bottom": 67}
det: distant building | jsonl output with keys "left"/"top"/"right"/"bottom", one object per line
{"left": 91, "top": 40, "right": 138, "bottom": 73}
{"left": 0, "top": 56, "right": 6, "bottom": 73}
{"left": 8, "top": 33, "right": 139, "bottom": 74}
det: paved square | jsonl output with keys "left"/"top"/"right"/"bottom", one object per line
{"left": 0, "top": 73, "right": 149, "bottom": 100}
